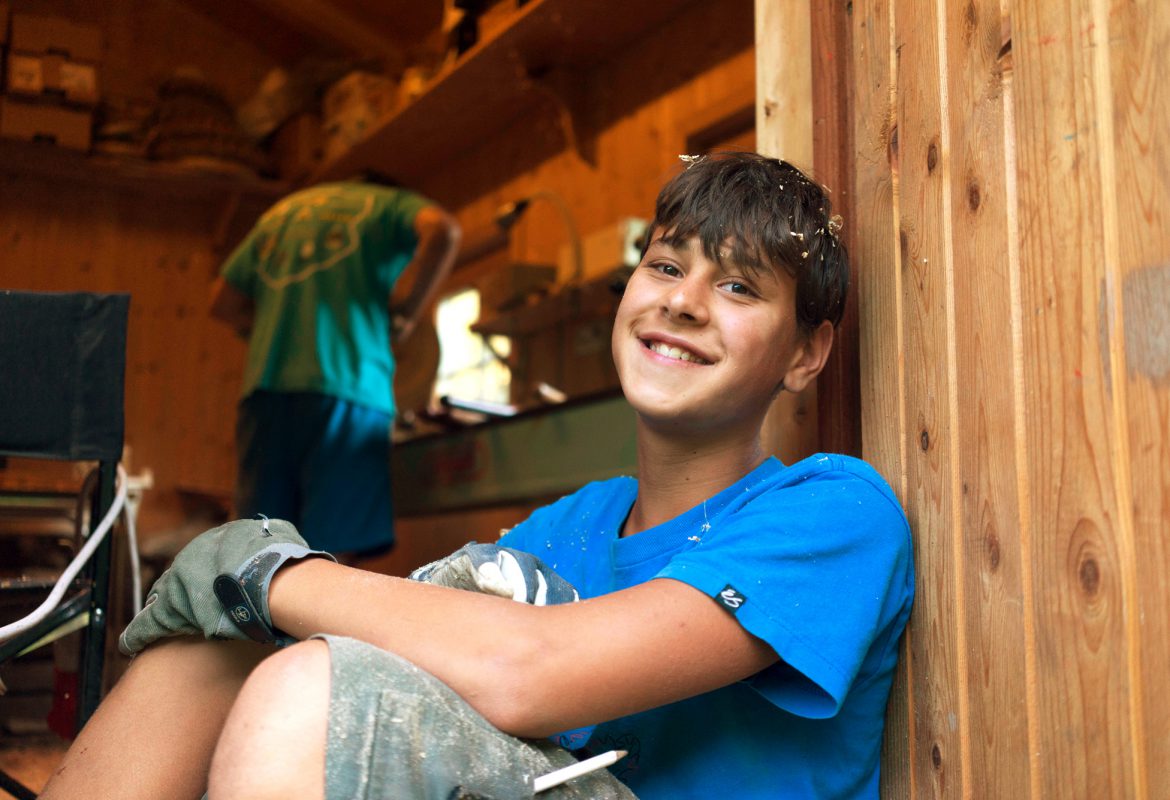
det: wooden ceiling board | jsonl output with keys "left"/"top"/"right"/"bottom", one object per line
{"left": 322, "top": 0, "right": 444, "bottom": 45}
{"left": 311, "top": 0, "right": 709, "bottom": 186}
{"left": 176, "top": 0, "right": 345, "bottom": 64}
{"left": 177, "top": 0, "right": 443, "bottom": 65}
{"left": 239, "top": 0, "right": 411, "bottom": 60}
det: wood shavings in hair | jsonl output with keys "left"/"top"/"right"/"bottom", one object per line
{"left": 678, "top": 154, "right": 706, "bottom": 168}
{"left": 791, "top": 232, "right": 804, "bottom": 241}
{"left": 827, "top": 215, "right": 844, "bottom": 236}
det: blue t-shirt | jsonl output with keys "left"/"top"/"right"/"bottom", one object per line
{"left": 220, "top": 182, "right": 429, "bottom": 415}
{"left": 499, "top": 454, "right": 914, "bottom": 799}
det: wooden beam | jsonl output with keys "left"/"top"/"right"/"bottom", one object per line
{"left": 811, "top": 2, "right": 861, "bottom": 457}
{"left": 756, "top": 0, "right": 814, "bottom": 166}
{"left": 243, "top": 0, "right": 405, "bottom": 65}
{"left": 755, "top": 0, "right": 817, "bottom": 465}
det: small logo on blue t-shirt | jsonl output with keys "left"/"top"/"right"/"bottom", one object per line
{"left": 717, "top": 585, "right": 746, "bottom": 612}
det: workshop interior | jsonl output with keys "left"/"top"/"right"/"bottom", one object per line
{"left": 0, "top": 1, "right": 761, "bottom": 793}
{"left": 2, "top": 0, "right": 1168, "bottom": 797}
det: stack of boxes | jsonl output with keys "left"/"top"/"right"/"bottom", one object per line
{"left": 321, "top": 70, "right": 398, "bottom": 162}
{"left": 1, "top": 10, "right": 102, "bottom": 151}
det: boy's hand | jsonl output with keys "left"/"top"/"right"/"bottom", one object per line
{"left": 119, "top": 517, "right": 336, "bottom": 655}
{"left": 409, "top": 543, "right": 579, "bottom": 605}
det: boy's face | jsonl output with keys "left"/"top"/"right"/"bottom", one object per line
{"left": 612, "top": 231, "right": 825, "bottom": 437}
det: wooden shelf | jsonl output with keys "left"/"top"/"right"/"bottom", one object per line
{"left": 472, "top": 276, "right": 621, "bottom": 337}
{"left": 309, "top": 0, "right": 703, "bottom": 187}
{"left": 0, "top": 138, "right": 290, "bottom": 201}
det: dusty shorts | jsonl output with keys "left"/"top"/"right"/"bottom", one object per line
{"left": 316, "top": 634, "right": 638, "bottom": 800}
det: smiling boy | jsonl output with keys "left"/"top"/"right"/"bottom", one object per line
{"left": 41, "top": 152, "right": 913, "bottom": 800}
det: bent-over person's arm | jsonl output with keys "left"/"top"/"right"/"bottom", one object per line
{"left": 391, "top": 205, "right": 461, "bottom": 342}
{"left": 209, "top": 277, "right": 254, "bottom": 339}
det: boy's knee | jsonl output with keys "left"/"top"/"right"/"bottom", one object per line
{"left": 252, "top": 638, "right": 332, "bottom": 687}
{"left": 208, "top": 640, "right": 331, "bottom": 800}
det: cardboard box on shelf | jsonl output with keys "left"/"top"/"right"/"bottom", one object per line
{"left": 477, "top": 0, "right": 520, "bottom": 44}
{"left": 508, "top": 315, "right": 619, "bottom": 405}
{"left": 10, "top": 13, "right": 103, "bottom": 63}
{"left": 471, "top": 275, "right": 622, "bottom": 405}
{"left": 6, "top": 52, "right": 99, "bottom": 106}
{"left": 0, "top": 96, "right": 92, "bottom": 150}
{"left": 477, "top": 262, "right": 558, "bottom": 315}
{"left": 557, "top": 217, "right": 649, "bottom": 283}
{"left": 323, "top": 71, "right": 397, "bottom": 122}
{"left": 322, "top": 71, "right": 398, "bottom": 160}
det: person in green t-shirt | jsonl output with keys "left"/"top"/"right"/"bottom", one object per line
{"left": 208, "top": 176, "right": 460, "bottom": 560}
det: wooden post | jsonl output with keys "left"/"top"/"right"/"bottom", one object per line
{"left": 755, "top": 0, "right": 818, "bottom": 465}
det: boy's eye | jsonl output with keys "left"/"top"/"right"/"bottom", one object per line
{"left": 652, "top": 262, "right": 682, "bottom": 277}
{"left": 723, "top": 281, "right": 752, "bottom": 296}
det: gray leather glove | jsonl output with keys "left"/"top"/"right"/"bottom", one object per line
{"left": 119, "top": 517, "right": 336, "bottom": 655}
{"left": 409, "top": 542, "right": 579, "bottom": 605}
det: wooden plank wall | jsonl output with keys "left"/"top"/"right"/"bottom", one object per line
{"left": 756, "top": 0, "right": 862, "bottom": 463}
{"left": 844, "top": 0, "right": 1170, "bottom": 795}
{"left": 0, "top": 175, "right": 262, "bottom": 534}
{"left": 0, "top": 0, "right": 290, "bottom": 537}
{"left": 754, "top": 0, "right": 821, "bottom": 465}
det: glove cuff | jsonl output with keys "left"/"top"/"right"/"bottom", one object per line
{"left": 214, "top": 543, "right": 336, "bottom": 646}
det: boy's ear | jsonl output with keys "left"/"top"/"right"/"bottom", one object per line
{"left": 782, "top": 320, "right": 835, "bottom": 394}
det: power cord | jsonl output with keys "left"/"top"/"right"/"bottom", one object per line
{"left": 0, "top": 464, "right": 130, "bottom": 642}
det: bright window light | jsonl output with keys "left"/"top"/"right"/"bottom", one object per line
{"left": 434, "top": 288, "right": 512, "bottom": 405}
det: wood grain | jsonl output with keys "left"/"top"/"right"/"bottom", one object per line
{"left": 1107, "top": 0, "right": 1170, "bottom": 796}
{"left": 0, "top": 172, "right": 253, "bottom": 535}
{"left": 850, "top": 0, "right": 912, "bottom": 790}
{"left": 812, "top": 0, "right": 861, "bottom": 458}
{"left": 944, "top": 0, "right": 1034, "bottom": 794}
{"left": 893, "top": 0, "right": 967, "bottom": 794}
{"left": 1009, "top": 0, "right": 1137, "bottom": 795}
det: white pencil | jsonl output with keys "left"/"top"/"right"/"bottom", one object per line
{"left": 533, "top": 749, "right": 628, "bottom": 793}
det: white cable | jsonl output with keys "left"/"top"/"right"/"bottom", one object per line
{"left": 123, "top": 482, "right": 142, "bottom": 615}
{"left": 0, "top": 464, "right": 128, "bottom": 642}
{"left": 77, "top": 465, "right": 144, "bottom": 614}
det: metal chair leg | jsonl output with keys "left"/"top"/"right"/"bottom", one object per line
{"left": 0, "top": 768, "right": 38, "bottom": 800}
{"left": 77, "top": 460, "right": 115, "bottom": 729}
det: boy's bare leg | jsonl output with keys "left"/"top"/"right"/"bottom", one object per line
{"left": 208, "top": 639, "right": 330, "bottom": 800}
{"left": 40, "top": 637, "right": 269, "bottom": 800}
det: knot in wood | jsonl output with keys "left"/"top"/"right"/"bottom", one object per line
{"left": 1079, "top": 556, "right": 1101, "bottom": 596}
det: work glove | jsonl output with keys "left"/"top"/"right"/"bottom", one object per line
{"left": 409, "top": 543, "right": 579, "bottom": 606}
{"left": 119, "top": 517, "right": 336, "bottom": 655}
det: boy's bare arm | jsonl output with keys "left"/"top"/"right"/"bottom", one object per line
{"left": 390, "top": 205, "right": 461, "bottom": 342}
{"left": 268, "top": 558, "right": 777, "bottom": 738}
{"left": 209, "top": 277, "right": 254, "bottom": 338}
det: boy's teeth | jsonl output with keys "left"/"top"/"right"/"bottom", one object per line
{"left": 649, "top": 341, "right": 706, "bottom": 363}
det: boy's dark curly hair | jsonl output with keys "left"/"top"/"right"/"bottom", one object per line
{"left": 645, "top": 151, "right": 849, "bottom": 334}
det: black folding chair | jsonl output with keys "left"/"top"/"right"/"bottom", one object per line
{"left": 0, "top": 291, "right": 129, "bottom": 800}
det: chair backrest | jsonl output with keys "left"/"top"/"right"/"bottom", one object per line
{"left": 0, "top": 290, "right": 129, "bottom": 461}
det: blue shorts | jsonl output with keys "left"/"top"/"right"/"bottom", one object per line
{"left": 235, "top": 390, "right": 394, "bottom": 556}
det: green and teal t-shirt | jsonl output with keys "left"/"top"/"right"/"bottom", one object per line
{"left": 220, "top": 182, "right": 428, "bottom": 416}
